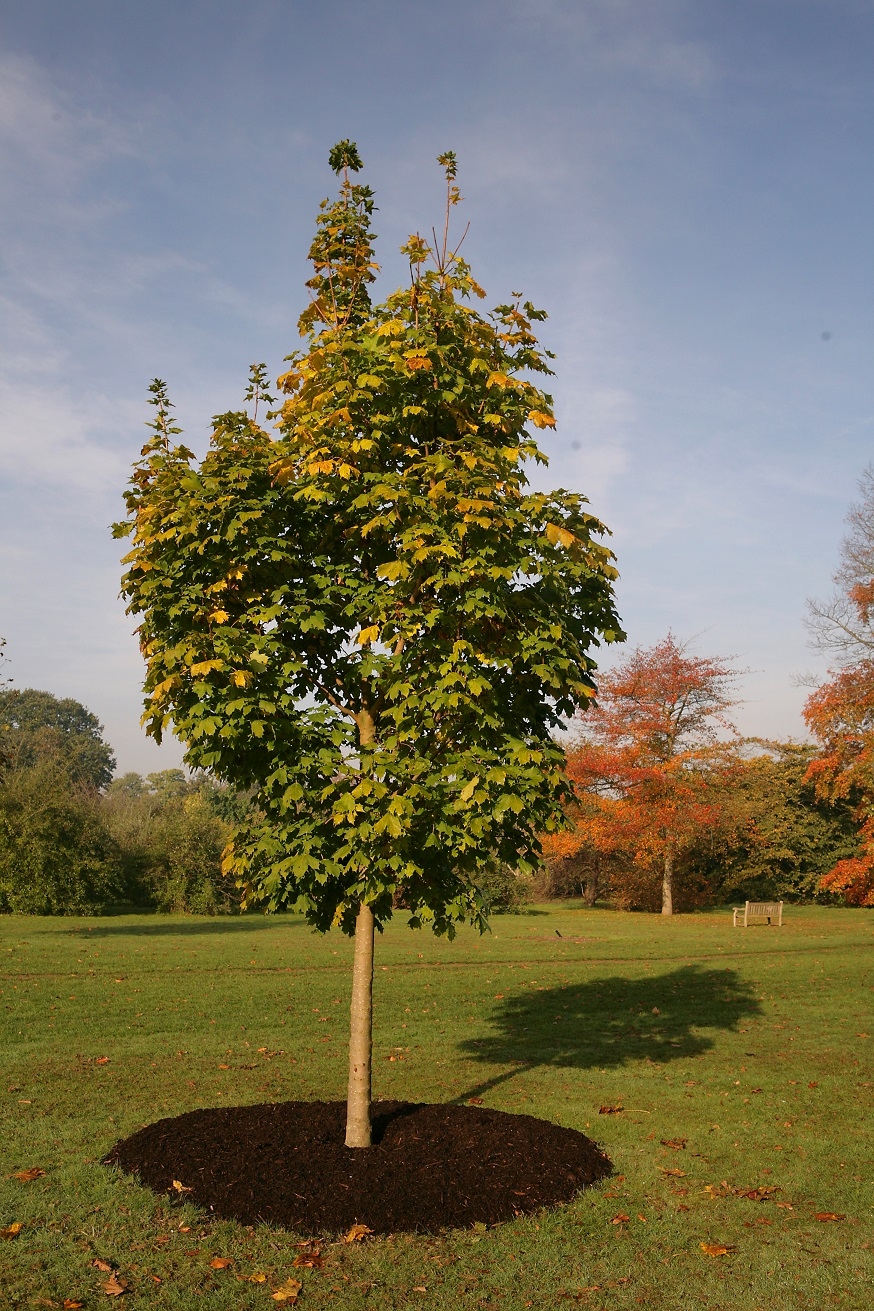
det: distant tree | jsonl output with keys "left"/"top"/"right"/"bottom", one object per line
{"left": 115, "top": 143, "right": 623, "bottom": 1145}
{"left": 804, "top": 469, "right": 874, "bottom": 905}
{"left": 547, "top": 634, "right": 741, "bottom": 914}
{"left": 0, "top": 758, "right": 124, "bottom": 914}
{"left": 0, "top": 689, "right": 116, "bottom": 790}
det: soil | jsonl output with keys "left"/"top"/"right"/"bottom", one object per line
{"left": 106, "top": 1100, "right": 612, "bottom": 1235}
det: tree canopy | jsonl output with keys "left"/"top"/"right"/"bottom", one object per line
{"left": 0, "top": 688, "right": 116, "bottom": 791}
{"left": 114, "top": 146, "right": 624, "bottom": 938}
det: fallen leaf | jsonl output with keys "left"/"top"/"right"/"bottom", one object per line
{"left": 1, "top": 1222, "right": 22, "bottom": 1239}
{"left": 467, "top": 1096, "right": 484, "bottom": 1105}
{"left": 343, "top": 1223, "right": 373, "bottom": 1243}
{"left": 91, "top": 1260, "right": 113, "bottom": 1272}
{"left": 744, "top": 1218, "right": 773, "bottom": 1228}
{"left": 13, "top": 1167, "right": 45, "bottom": 1182}
{"left": 599, "top": 1104, "right": 623, "bottom": 1115}
{"left": 610, "top": 1213, "right": 630, "bottom": 1225}
{"left": 293, "top": 1251, "right": 323, "bottom": 1269}
{"left": 218, "top": 1064, "right": 231, "bottom": 1070}
{"left": 661, "top": 1138, "right": 687, "bottom": 1150}
{"left": 637, "top": 1214, "right": 647, "bottom": 1222}
{"left": 814, "top": 1212, "right": 845, "bottom": 1222}
{"left": 412, "top": 1287, "right": 427, "bottom": 1293}
{"left": 171, "top": 1180, "right": 191, "bottom": 1193}
{"left": 271, "top": 1278, "right": 302, "bottom": 1303}
{"left": 103, "top": 1274, "right": 129, "bottom": 1296}
{"left": 95, "top": 1057, "right": 110, "bottom": 1065}
{"left": 808, "top": 1081, "right": 818, "bottom": 1089}
{"left": 178, "top": 1225, "right": 191, "bottom": 1232}
{"left": 700, "top": 1243, "right": 736, "bottom": 1257}
{"left": 63, "top": 1301, "right": 84, "bottom": 1308}
{"left": 209, "top": 1257, "right": 233, "bottom": 1269}
{"left": 241, "top": 1272, "right": 267, "bottom": 1283}
{"left": 776, "top": 1202, "right": 794, "bottom": 1210}
{"left": 677, "top": 1204, "right": 690, "bottom": 1212}
{"left": 660, "top": 1168, "right": 686, "bottom": 1177}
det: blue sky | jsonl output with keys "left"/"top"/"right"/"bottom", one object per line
{"left": 1, "top": 0, "right": 872, "bottom": 773}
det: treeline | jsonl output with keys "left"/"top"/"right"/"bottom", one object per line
{"left": 0, "top": 689, "right": 244, "bottom": 915}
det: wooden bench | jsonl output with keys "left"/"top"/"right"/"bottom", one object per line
{"left": 733, "top": 901, "right": 783, "bottom": 927}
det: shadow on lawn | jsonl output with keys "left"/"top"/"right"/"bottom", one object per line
{"left": 56, "top": 916, "right": 307, "bottom": 939}
{"left": 457, "top": 964, "right": 761, "bottom": 1101}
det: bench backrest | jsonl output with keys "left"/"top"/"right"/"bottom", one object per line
{"left": 747, "top": 902, "right": 782, "bottom": 917}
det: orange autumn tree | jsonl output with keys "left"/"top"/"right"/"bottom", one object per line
{"left": 545, "top": 634, "right": 741, "bottom": 914}
{"left": 804, "top": 466, "right": 874, "bottom": 905}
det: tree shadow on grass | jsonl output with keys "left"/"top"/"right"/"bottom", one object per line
{"left": 51, "top": 916, "right": 307, "bottom": 939}
{"left": 457, "top": 964, "right": 761, "bottom": 1101}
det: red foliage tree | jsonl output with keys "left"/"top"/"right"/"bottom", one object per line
{"left": 545, "top": 634, "right": 741, "bottom": 914}
{"left": 804, "top": 467, "right": 874, "bottom": 906}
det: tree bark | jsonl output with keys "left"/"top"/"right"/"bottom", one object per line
{"left": 584, "top": 874, "right": 598, "bottom": 907}
{"left": 661, "top": 850, "right": 674, "bottom": 916}
{"left": 345, "top": 900, "right": 375, "bottom": 1147}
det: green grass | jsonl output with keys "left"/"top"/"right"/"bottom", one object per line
{"left": 2, "top": 904, "right": 872, "bottom": 1310}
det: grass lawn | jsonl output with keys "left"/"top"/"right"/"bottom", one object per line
{"left": 2, "top": 904, "right": 872, "bottom": 1309}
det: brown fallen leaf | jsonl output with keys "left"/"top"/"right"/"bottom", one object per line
{"left": 271, "top": 1278, "right": 302, "bottom": 1304}
{"left": 661, "top": 1137, "right": 687, "bottom": 1150}
{"left": 744, "top": 1218, "right": 772, "bottom": 1228}
{"left": 63, "top": 1301, "right": 84, "bottom": 1308}
{"left": 95, "top": 1057, "right": 110, "bottom": 1066}
{"left": 676, "top": 1204, "right": 690, "bottom": 1212}
{"left": 178, "top": 1225, "right": 191, "bottom": 1232}
{"left": 218, "top": 1064, "right": 231, "bottom": 1070}
{"left": 700, "top": 1242, "right": 736, "bottom": 1257}
{"left": 808, "top": 1081, "right": 818, "bottom": 1088}
{"left": 91, "top": 1260, "right": 113, "bottom": 1272}
{"left": 209, "top": 1257, "right": 233, "bottom": 1269}
{"left": 599, "top": 1104, "right": 623, "bottom": 1115}
{"left": 776, "top": 1201, "right": 794, "bottom": 1210}
{"left": 293, "top": 1251, "right": 323, "bottom": 1269}
{"left": 343, "top": 1223, "right": 373, "bottom": 1243}
{"left": 242, "top": 1272, "right": 267, "bottom": 1283}
{"left": 467, "top": 1096, "right": 483, "bottom": 1104}
{"left": 1, "top": 1222, "right": 22, "bottom": 1239}
{"left": 610, "top": 1213, "right": 630, "bottom": 1225}
{"left": 13, "top": 1167, "right": 46, "bottom": 1182}
{"left": 660, "top": 1168, "right": 686, "bottom": 1177}
{"left": 102, "top": 1274, "right": 129, "bottom": 1296}
{"left": 412, "top": 1287, "right": 427, "bottom": 1293}
{"left": 814, "top": 1212, "right": 845, "bottom": 1222}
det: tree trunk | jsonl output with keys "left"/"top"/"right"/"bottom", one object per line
{"left": 345, "top": 900, "right": 375, "bottom": 1147}
{"left": 584, "top": 874, "right": 598, "bottom": 907}
{"left": 661, "top": 850, "right": 674, "bottom": 916}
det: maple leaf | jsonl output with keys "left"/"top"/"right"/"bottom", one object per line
{"left": 90, "top": 1260, "right": 113, "bottom": 1272}
{"left": 170, "top": 1180, "right": 191, "bottom": 1193}
{"left": 700, "top": 1242, "right": 736, "bottom": 1257}
{"left": 102, "top": 1274, "right": 129, "bottom": 1296}
{"left": 271, "top": 1278, "right": 302, "bottom": 1303}
{"left": 1, "top": 1222, "right": 22, "bottom": 1239}
{"left": 13, "top": 1167, "right": 45, "bottom": 1182}
{"left": 343, "top": 1223, "right": 373, "bottom": 1243}
{"left": 599, "top": 1104, "right": 623, "bottom": 1115}
{"left": 610, "top": 1213, "right": 630, "bottom": 1225}
{"left": 293, "top": 1250, "right": 323, "bottom": 1269}
{"left": 814, "top": 1212, "right": 846, "bottom": 1222}
{"left": 661, "top": 1138, "right": 687, "bottom": 1150}
{"left": 209, "top": 1257, "right": 233, "bottom": 1269}
{"left": 63, "top": 1301, "right": 84, "bottom": 1309}
{"left": 659, "top": 1168, "right": 686, "bottom": 1177}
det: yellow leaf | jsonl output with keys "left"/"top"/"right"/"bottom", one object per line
{"left": 209, "top": 610, "right": 230, "bottom": 624}
{"left": 171, "top": 1180, "right": 191, "bottom": 1193}
{"left": 190, "top": 659, "right": 224, "bottom": 677}
{"left": 528, "top": 409, "right": 556, "bottom": 428}
{"left": 486, "top": 372, "right": 511, "bottom": 388}
{"left": 545, "top": 523, "right": 577, "bottom": 549}
{"left": 271, "top": 1278, "right": 302, "bottom": 1303}
{"left": 405, "top": 356, "right": 432, "bottom": 371}
{"left": 357, "top": 625, "right": 380, "bottom": 645}
{"left": 700, "top": 1242, "right": 736, "bottom": 1257}
{"left": 459, "top": 776, "right": 480, "bottom": 803}
{"left": 231, "top": 670, "right": 251, "bottom": 687}
{"left": 1, "top": 1222, "right": 22, "bottom": 1239}
{"left": 338, "top": 463, "right": 353, "bottom": 479}
{"left": 343, "top": 1223, "right": 373, "bottom": 1243}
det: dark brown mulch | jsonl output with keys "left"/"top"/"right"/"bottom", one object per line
{"left": 106, "top": 1100, "right": 612, "bottom": 1235}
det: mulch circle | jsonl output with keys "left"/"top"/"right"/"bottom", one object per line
{"left": 106, "top": 1099, "right": 612, "bottom": 1235}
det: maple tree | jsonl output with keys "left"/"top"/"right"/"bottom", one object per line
{"left": 803, "top": 467, "right": 874, "bottom": 905}
{"left": 545, "top": 634, "right": 740, "bottom": 914}
{"left": 115, "top": 142, "right": 623, "bottom": 1145}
